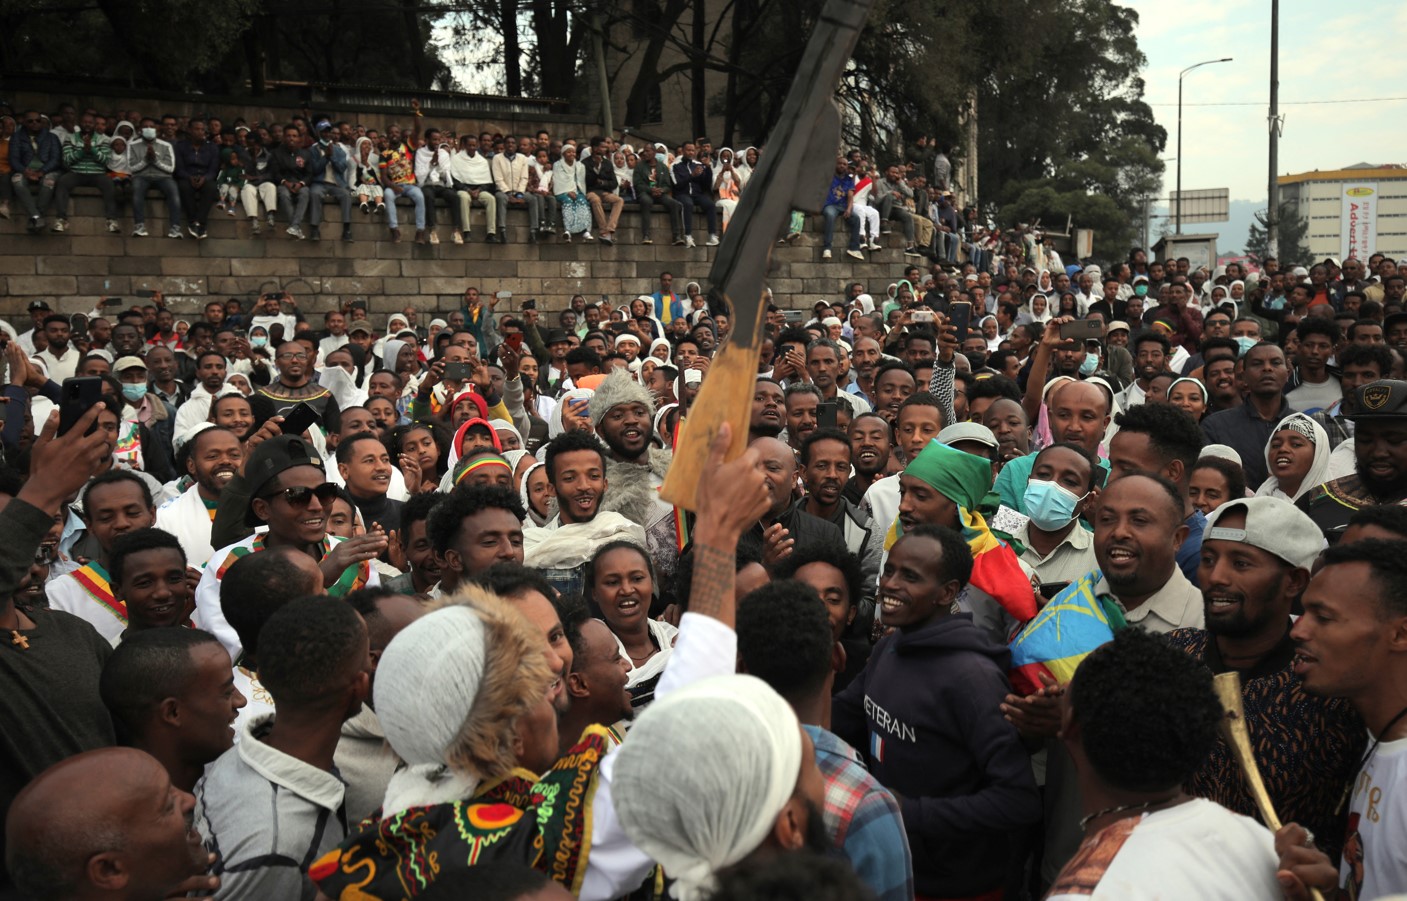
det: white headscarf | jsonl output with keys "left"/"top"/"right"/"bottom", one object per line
{"left": 611, "top": 675, "right": 803, "bottom": 901}
{"left": 518, "top": 459, "right": 554, "bottom": 526}
{"left": 548, "top": 387, "right": 595, "bottom": 438}
{"left": 1255, "top": 413, "right": 1330, "bottom": 502}
{"left": 376, "top": 606, "right": 490, "bottom": 813}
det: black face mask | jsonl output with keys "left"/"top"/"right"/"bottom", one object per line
{"left": 963, "top": 351, "right": 987, "bottom": 370}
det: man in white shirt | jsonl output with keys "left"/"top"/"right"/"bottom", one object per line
{"left": 413, "top": 126, "right": 461, "bottom": 245}
{"left": 318, "top": 310, "right": 349, "bottom": 362}
{"left": 449, "top": 133, "right": 499, "bottom": 243}
{"left": 172, "top": 350, "right": 231, "bottom": 446}
{"left": 248, "top": 291, "right": 298, "bottom": 342}
{"left": 1046, "top": 628, "right": 1283, "bottom": 899}
{"left": 156, "top": 425, "right": 243, "bottom": 568}
{"left": 491, "top": 135, "right": 534, "bottom": 243}
{"left": 34, "top": 313, "right": 80, "bottom": 383}
{"left": 1291, "top": 538, "right": 1407, "bottom": 900}
{"left": 16, "top": 300, "right": 51, "bottom": 354}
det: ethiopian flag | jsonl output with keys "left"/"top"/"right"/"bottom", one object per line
{"left": 886, "top": 441, "right": 1038, "bottom": 627}
{"left": 1008, "top": 569, "right": 1127, "bottom": 695}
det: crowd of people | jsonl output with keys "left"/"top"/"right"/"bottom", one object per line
{"left": 3, "top": 112, "right": 1407, "bottom": 900}
{"left": 2, "top": 103, "right": 991, "bottom": 258}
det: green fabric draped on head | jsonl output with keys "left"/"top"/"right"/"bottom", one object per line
{"left": 904, "top": 440, "right": 993, "bottom": 512}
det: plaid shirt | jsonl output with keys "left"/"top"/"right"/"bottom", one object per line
{"left": 804, "top": 725, "right": 914, "bottom": 901}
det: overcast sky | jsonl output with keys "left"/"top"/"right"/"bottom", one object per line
{"left": 1126, "top": 0, "right": 1407, "bottom": 206}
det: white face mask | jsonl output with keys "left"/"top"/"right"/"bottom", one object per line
{"left": 141, "top": 127, "right": 157, "bottom": 141}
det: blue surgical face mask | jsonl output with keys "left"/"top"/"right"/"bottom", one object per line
{"left": 1235, "top": 335, "right": 1258, "bottom": 357}
{"left": 1023, "top": 478, "right": 1088, "bottom": 531}
{"left": 121, "top": 382, "right": 148, "bottom": 403}
{"left": 140, "top": 127, "right": 157, "bottom": 141}
{"left": 1264, "top": 296, "right": 1287, "bottom": 311}
{"left": 251, "top": 335, "right": 267, "bottom": 348}
{"left": 656, "top": 152, "right": 667, "bottom": 166}
{"left": 1134, "top": 284, "right": 1149, "bottom": 297}
{"left": 1079, "top": 352, "right": 1099, "bottom": 376}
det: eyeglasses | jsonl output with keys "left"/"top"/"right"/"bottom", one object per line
{"left": 276, "top": 352, "right": 309, "bottom": 361}
{"left": 262, "top": 483, "right": 340, "bottom": 507}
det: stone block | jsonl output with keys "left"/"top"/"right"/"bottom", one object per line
{"left": 69, "top": 236, "right": 126, "bottom": 256}
{"left": 126, "top": 275, "right": 203, "bottom": 297}
{"left": 198, "top": 239, "right": 263, "bottom": 258}
{"left": 209, "top": 277, "right": 269, "bottom": 297}
{"left": 464, "top": 260, "right": 520, "bottom": 279}
{"left": 162, "top": 257, "right": 231, "bottom": 277}
{"left": 8, "top": 275, "right": 76, "bottom": 295}
{"left": 297, "top": 258, "right": 356, "bottom": 278}
{"left": 516, "top": 260, "right": 561, "bottom": 279}
{"left": 108, "top": 256, "right": 156, "bottom": 276}
{"left": 418, "top": 277, "right": 472, "bottom": 295}
{"left": 383, "top": 278, "right": 420, "bottom": 295}
{"left": 351, "top": 259, "right": 402, "bottom": 277}
{"left": 46, "top": 257, "right": 110, "bottom": 278}
{"left": 317, "top": 277, "right": 384, "bottom": 295}
{"left": 123, "top": 238, "right": 201, "bottom": 257}
{"left": 406, "top": 259, "right": 468, "bottom": 278}
{"left": 0, "top": 257, "right": 35, "bottom": 275}
{"left": 77, "top": 276, "right": 129, "bottom": 295}
{"left": 376, "top": 242, "right": 413, "bottom": 260}
{"left": 232, "top": 258, "right": 299, "bottom": 277}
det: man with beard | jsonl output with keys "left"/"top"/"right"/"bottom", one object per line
{"left": 808, "top": 338, "right": 870, "bottom": 418}
{"left": 425, "top": 485, "right": 525, "bottom": 598}
{"left": 157, "top": 427, "right": 243, "bottom": 568}
{"left": 588, "top": 370, "right": 679, "bottom": 583}
{"left": 845, "top": 412, "right": 891, "bottom": 504}
{"left": 1165, "top": 498, "right": 1364, "bottom": 865}
{"left": 1203, "top": 352, "right": 1243, "bottom": 414}
{"left": 383, "top": 492, "right": 442, "bottom": 596}
{"left": 792, "top": 429, "right": 878, "bottom": 595}
{"left": 784, "top": 383, "right": 822, "bottom": 452}
{"left": 1089, "top": 472, "right": 1203, "bottom": 632}
{"left": 472, "top": 565, "right": 574, "bottom": 720}
{"left": 750, "top": 377, "right": 785, "bottom": 441}
{"left": 173, "top": 350, "right": 230, "bottom": 443}
{"left": 1313, "top": 343, "right": 1392, "bottom": 479}
{"left": 257, "top": 340, "right": 341, "bottom": 422}
{"left": 850, "top": 336, "right": 883, "bottom": 404}
{"left": 833, "top": 525, "right": 1039, "bottom": 900}
{"left": 752, "top": 436, "right": 845, "bottom": 567}
{"left": 1118, "top": 330, "right": 1170, "bottom": 408}
{"left": 1301, "top": 379, "right": 1407, "bottom": 537}
{"left": 523, "top": 431, "right": 644, "bottom": 597}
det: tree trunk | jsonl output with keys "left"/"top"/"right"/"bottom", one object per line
{"left": 531, "top": 0, "right": 572, "bottom": 94}
{"left": 94, "top": 0, "right": 180, "bottom": 90}
{"left": 622, "top": 0, "right": 690, "bottom": 125}
{"left": 691, "top": 0, "right": 706, "bottom": 138}
{"left": 401, "top": 0, "right": 429, "bottom": 89}
{"left": 501, "top": 0, "right": 522, "bottom": 95}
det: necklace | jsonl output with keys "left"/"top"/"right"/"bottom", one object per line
{"left": 1079, "top": 793, "right": 1179, "bottom": 829}
{"left": 1338, "top": 703, "right": 1407, "bottom": 814}
{"left": 0, "top": 608, "right": 29, "bottom": 650}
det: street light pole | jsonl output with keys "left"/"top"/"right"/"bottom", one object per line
{"left": 1176, "top": 57, "right": 1234, "bottom": 234}
{"left": 1267, "top": 0, "right": 1280, "bottom": 256}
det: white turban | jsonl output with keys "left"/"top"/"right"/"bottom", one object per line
{"left": 375, "top": 606, "right": 488, "bottom": 814}
{"left": 611, "top": 675, "right": 802, "bottom": 901}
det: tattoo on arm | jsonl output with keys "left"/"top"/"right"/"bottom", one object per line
{"left": 687, "top": 542, "right": 737, "bottom": 627}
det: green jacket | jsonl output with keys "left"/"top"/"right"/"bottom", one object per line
{"left": 62, "top": 131, "right": 111, "bottom": 175}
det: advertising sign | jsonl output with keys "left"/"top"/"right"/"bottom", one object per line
{"left": 1342, "top": 183, "right": 1378, "bottom": 262}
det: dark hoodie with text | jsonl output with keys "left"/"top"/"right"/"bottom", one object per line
{"left": 833, "top": 611, "right": 1040, "bottom": 898}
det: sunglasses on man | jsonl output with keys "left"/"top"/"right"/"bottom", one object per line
{"left": 262, "top": 483, "right": 340, "bottom": 507}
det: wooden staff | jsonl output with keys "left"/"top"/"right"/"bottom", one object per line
{"left": 659, "top": 0, "right": 875, "bottom": 511}
{"left": 1213, "top": 672, "right": 1326, "bottom": 901}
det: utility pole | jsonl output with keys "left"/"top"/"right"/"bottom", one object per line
{"left": 1266, "top": 0, "right": 1280, "bottom": 257}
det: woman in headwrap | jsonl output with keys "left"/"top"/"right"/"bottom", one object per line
{"left": 353, "top": 136, "right": 384, "bottom": 214}
{"left": 517, "top": 458, "right": 555, "bottom": 527}
{"left": 612, "top": 150, "right": 636, "bottom": 203}
{"left": 886, "top": 440, "right": 1038, "bottom": 633}
{"left": 648, "top": 337, "right": 672, "bottom": 364}
{"left": 980, "top": 315, "right": 1002, "bottom": 352}
{"left": 1037, "top": 269, "right": 1054, "bottom": 296}
{"left": 318, "top": 346, "right": 369, "bottom": 410}
{"left": 587, "top": 540, "right": 677, "bottom": 711}
{"left": 736, "top": 145, "right": 759, "bottom": 182}
{"left": 490, "top": 418, "right": 523, "bottom": 452}
{"left": 1167, "top": 376, "right": 1209, "bottom": 421}
{"left": 1027, "top": 293, "right": 1051, "bottom": 323}
{"left": 852, "top": 292, "right": 875, "bottom": 315}
{"left": 552, "top": 142, "right": 592, "bottom": 241}
{"left": 713, "top": 148, "right": 746, "bottom": 231}
{"left": 894, "top": 280, "right": 916, "bottom": 307}
{"left": 1255, "top": 413, "right": 1329, "bottom": 502}
{"left": 547, "top": 386, "right": 595, "bottom": 442}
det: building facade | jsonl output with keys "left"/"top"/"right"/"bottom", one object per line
{"left": 1278, "top": 164, "right": 1407, "bottom": 261}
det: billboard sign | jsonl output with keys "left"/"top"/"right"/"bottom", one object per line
{"left": 1341, "top": 183, "right": 1378, "bottom": 262}
{"left": 1169, "top": 188, "right": 1230, "bottom": 223}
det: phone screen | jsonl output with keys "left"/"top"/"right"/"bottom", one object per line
{"left": 279, "top": 402, "right": 320, "bottom": 437}
{"left": 818, "top": 401, "right": 838, "bottom": 431}
{"left": 444, "top": 361, "right": 473, "bottom": 382}
{"left": 949, "top": 302, "right": 972, "bottom": 343}
{"left": 58, "top": 377, "right": 105, "bottom": 437}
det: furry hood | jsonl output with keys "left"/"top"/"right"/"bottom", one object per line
{"left": 601, "top": 446, "right": 672, "bottom": 526}
{"left": 589, "top": 369, "right": 655, "bottom": 427}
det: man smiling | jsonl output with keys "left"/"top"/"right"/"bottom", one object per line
{"left": 793, "top": 429, "right": 878, "bottom": 594}
{"left": 833, "top": 524, "right": 1039, "bottom": 900}
{"left": 157, "top": 426, "right": 243, "bottom": 568}
{"left": 1301, "top": 379, "right": 1407, "bottom": 537}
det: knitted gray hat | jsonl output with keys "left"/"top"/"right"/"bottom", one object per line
{"left": 589, "top": 368, "right": 657, "bottom": 427}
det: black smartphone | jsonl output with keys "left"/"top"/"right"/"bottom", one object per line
{"left": 1060, "top": 319, "right": 1106, "bottom": 341}
{"left": 949, "top": 301, "right": 972, "bottom": 343}
{"left": 135, "top": 289, "right": 156, "bottom": 299}
{"left": 102, "top": 297, "right": 123, "bottom": 307}
{"left": 1040, "top": 581, "right": 1072, "bottom": 599}
{"left": 279, "top": 401, "right": 320, "bottom": 437}
{"left": 609, "top": 322, "right": 631, "bottom": 336}
{"left": 818, "top": 401, "right": 838, "bottom": 431}
{"left": 522, "top": 298, "right": 537, "bottom": 311}
{"left": 58, "top": 377, "right": 105, "bottom": 437}
{"left": 443, "top": 361, "right": 473, "bottom": 382}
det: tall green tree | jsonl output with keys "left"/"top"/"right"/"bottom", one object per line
{"left": 1245, "top": 202, "right": 1311, "bottom": 267}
